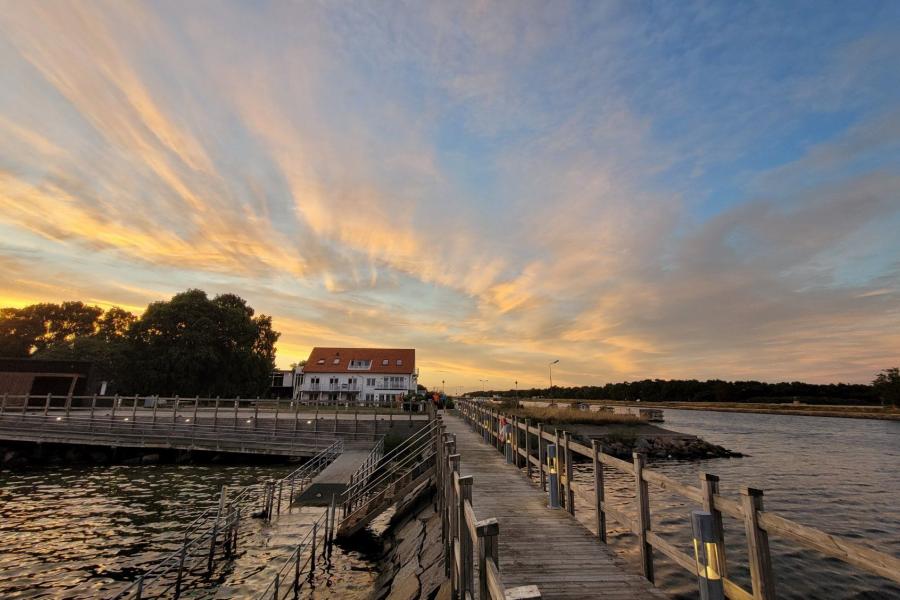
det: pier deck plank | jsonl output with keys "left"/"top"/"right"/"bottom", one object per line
{"left": 443, "top": 414, "right": 669, "bottom": 599}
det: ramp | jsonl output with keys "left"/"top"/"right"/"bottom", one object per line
{"left": 295, "top": 449, "right": 373, "bottom": 506}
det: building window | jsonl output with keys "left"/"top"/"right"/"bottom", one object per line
{"left": 366, "top": 378, "right": 375, "bottom": 386}
{"left": 348, "top": 359, "right": 372, "bottom": 370}
{"left": 396, "top": 359, "right": 403, "bottom": 366}
{"left": 382, "top": 359, "right": 389, "bottom": 365}
{"left": 317, "top": 358, "right": 325, "bottom": 364}
{"left": 333, "top": 358, "right": 340, "bottom": 364}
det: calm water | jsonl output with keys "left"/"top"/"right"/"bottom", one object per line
{"left": 1, "top": 410, "right": 898, "bottom": 599}
{"left": 0, "top": 463, "right": 379, "bottom": 599}
{"left": 571, "top": 409, "right": 900, "bottom": 599}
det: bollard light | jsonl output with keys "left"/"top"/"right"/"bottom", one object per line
{"left": 56, "top": 416, "right": 62, "bottom": 421}
{"left": 691, "top": 510, "right": 724, "bottom": 600}
{"left": 547, "top": 444, "right": 560, "bottom": 509}
{"left": 506, "top": 436, "right": 513, "bottom": 464}
{"left": 123, "top": 417, "right": 129, "bottom": 421}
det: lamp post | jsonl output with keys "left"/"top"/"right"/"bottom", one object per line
{"left": 514, "top": 380, "right": 518, "bottom": 409}
{"left": 547, "top": 444, "right": 560, "bottom": 509}
{"left": 479, "top": 379, "right": 488, "bottom": 397}
{"left": 548, "top": 359, "right": 559, "bottom": 396}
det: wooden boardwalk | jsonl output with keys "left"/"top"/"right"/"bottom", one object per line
{"left": 443, "top": 414, "right": 669, "bottom": 600}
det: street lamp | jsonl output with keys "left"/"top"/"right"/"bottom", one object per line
{"left": 548, "top": 360, "right": 559, "bottom": 390}
{"left": 514, "top": 380, "right": 519, "bottom": 409}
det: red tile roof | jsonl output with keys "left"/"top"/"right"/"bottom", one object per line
{"left": 302, "top": 347, "right": 416, "bottom": 374}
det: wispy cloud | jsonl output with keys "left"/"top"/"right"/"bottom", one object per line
{"left": 0, "top": 1, "right": 898, "bottom": 387}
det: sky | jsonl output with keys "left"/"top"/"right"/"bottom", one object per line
{"left": 1, "top": 1, "right": 899, "bottom": 390}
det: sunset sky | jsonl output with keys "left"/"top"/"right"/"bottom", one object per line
{"left": 1, "top": 1, "right": 899, "bottom": 389}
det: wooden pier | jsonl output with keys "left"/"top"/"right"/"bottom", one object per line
{"left": 441, "top": 413, "right": 668, "bottom": 599}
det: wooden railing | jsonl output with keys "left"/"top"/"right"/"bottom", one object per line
{"left": 437, "top": 421, "right": 541, "bottom": 600}
{"left": 457, "top": 399, "right": 900, "bottom": 600}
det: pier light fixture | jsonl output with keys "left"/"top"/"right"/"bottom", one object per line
{"left": 691, "top": 510, "right": 724, "bottom": 600}
{"left": 123, "top": 417, "right": 129, "bottom": 421}
{"left": 547, "top": 444, "right": 560, "bottom": 509}
{"left": 185, "top": 418, "right": 191, "bottom": 423}
{"left": 56, "top": 416, "right": 62, "bottom": 421}
{"left": 307, "top": 420, "right": 312, "bottom": 424}
{"left": 246, "top": 419, "right": 252, "bottom": 423}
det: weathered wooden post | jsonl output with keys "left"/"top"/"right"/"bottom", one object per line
{"left": 564, "top": 431, "right": 574, "bottom": 515}
{"left": 233, "top": 397, "right": 239, "bottom": 428}
{"left": 130, "top": 395, "right": 137, "bottom": 426}
{"left": 192, "top": 396, "right": 199, "bottom": 425}
{"left": 447, "top": 453, "right": 461, "bottom": 584}
{"left": 633, "top": 452, "right": 654, "bottom": 582}
{"left": 458, "top": 475, "right": 474, "bottom": 597}
{"left": 592, "top": 440, "right": 606, "bottom": 542}
{"left": 213, "top": 397, "right": 219, "bottom": 429}
{"left": 700, "top": 473, "right": 728, "bottom": 580}
{"left": 64, "top": 393, "right": 72, "bottom": 418}
{"left": 538, "top": 423, "right": 546, "bottom": 491}
{"left": 149, "top": 395, "right": 156, "bottom": 424}
{"left": 254, "top": 397, "right": 259, "bottom": 427}
{"left": 741, "top": 488, "right": 775, "bottom": 600}
{"left": 293, "top": 536, "right": 302, "bottom": 592}
{"left": 110, "top": 394, "right": 118, "bottom": 423}
{"left": 477, "top": 517, "right": 500, "bottom": 600}
{"left": 172, "top": 395, "right": 178, "bottom": 424}
{"left": 273, "top": 397, "right": 280, "bottom": 430}
{"left": 276, "top": 480, "right": 283, "bottom": 516}
{"left": 525, "top": 419, "right": 532, "bottom": 479}
{"left": 0, "top": 393, "right": 7, "bottom": 416}
{"left": 554, "top": 429, "right": 563, "bottom": 507}
{"left": 43, "top": 393, "right": 51, "bottom": 416}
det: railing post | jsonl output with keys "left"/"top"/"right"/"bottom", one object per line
{"left": 564, "top": 431, "right": 574, "bottom": 515}
{"left": 458, "top": 475, "right": 474, "bottom": 598}
{"left": 213, "top": 397, "right": 219, "bottom": 429}
{"left": 700, "top": 473, "right": 728, "bottom": 580}
{"left": 633, "top": 452, "right": 654, "bottom": 582}
{"left": 44, "top": 393, "right": 51, "bottom": 416}
{"left": 172, "top": 395, "right": 178, "bottom": 424}
{"left": 554, "top": 429, "right": 562, "bottom": 507}
{"left": 234, "top": 397, "right": 239, "bottom": 428}
{"left": 0, "top": 393, "right": 7, "bottom": 416}
{"left": 64, "top": 393, "right": 72, "bottom": 418}
{"left": 309, "top": 522, "right": 318, "bottom": 580}
{"left": 741, "top": 488, "right": 775, "bottom": 600}
{"left": 274, "top": 397, "right": 280, "bottom": 430}
{"left": 277, "top": 480, "right": 283, "bottom": 516}
{"left": 111, "top": 394, "right": 118, "bottom": 422}
{"left": 447, "top": 453, "right": 460, "bottom": 584}
{"left": 477, "top": 517, "right": 500, "bottom": 600}
{"left": 592, "top": 440, "right": 606, "bottom": 542}
{"left": 293, "top": 537, "right": 302, "bottom": 592}
{"left": 150, "top": 395, "right": 157, "bottom": 424}
{"left": 538, "top": 423, "right": 546, "bottom": 491}
{"left": 193, "top": 396, "right": 199, "bottom": 425}
{"left": 208, "top": 486, "right": 227, "bottom": 575}
{"left": 173, "top": 542, "right": 187, "bottom": 598}
{"left": 254, "top": 397, "right": 259, "bottom": 427}
{"left": 524, "top": 419, "right": 532, "bottom": 479}
{"left": 131, "top": 395, "right": 138, "bottom": 426}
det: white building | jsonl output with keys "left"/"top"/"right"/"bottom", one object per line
{"left": 295, "top": 347, "right": 418, "bottom": 405}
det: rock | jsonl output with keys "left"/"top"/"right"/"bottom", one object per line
{"left": 387, "top": 570, "right": 419, "bottom": 600}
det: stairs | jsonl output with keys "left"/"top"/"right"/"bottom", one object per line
{"left": 336, "top": 419, "right": 440, "bottom": 538}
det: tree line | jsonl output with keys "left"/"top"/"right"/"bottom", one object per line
{"left": 469, "top": 375, "right": 899, "bottom": 406}
{"left": 0, "top": 290, "right": 280, "bottom": 398}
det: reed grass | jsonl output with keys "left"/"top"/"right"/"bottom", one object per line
{"left": 508, "top": 406, "right": 642, "bottom": 426}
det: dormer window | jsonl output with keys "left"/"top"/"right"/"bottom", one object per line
{"left": 333, "top": 358, "right": 340, "bottom": 364}
{"left": 317, "top": 359, "right": 325, "bottom": 365}
{"left": 396, "top": 359, "right": 403, "bottom": 366}
{"left": 382, "top": 359, "right": 389, "bottom": 365}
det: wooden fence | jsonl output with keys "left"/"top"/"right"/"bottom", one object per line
{"left": 437, "top": 420, "right": 542, "bottom": 600}
{"left": 457, "top": 399, "right": 900, "bottom": 600}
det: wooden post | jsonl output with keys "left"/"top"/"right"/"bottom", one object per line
{"left": 172, "top": 395, "right": 178, "bottom": 424}
{"left": 592, "top": 440, "right": 606, "bottom": 542}
{"left": 111, "top": 394, "right": 118, "bottom": 421}
{"left": 213, "top": 398, "right": 219, "bottom": 429}
{"left": 700, "top": 473, "right": 728, "bottom": 580}
{"left": 524, "top": 419, "right": 532, "bottom": 479}
{"left": 207, "top": 486, "right": 226, "bottom": 575}
{"left": 44, "top": 393, "right": 51, "bottom": 416}
{"left": 538, "top": 423, "right": 546, "bottom": 491}
{"left": 741, "top": 487, "right": 775, "bottom": 600}
{"left": 192, "top": 396, "right": 199, "bottom": 425}
{"left": 131, "top": 395, "right": 138, "bottom": 426}
{"left": 633, "top": 452, "right": 654, "bottom": 582}
{"left": 254, "top": 397, "right": 259, "bottom": 427}
{"left": 0, "top": 393, "right": 6, "bottom": 416}
{"left": 564, "top": 431, "right": 574, "bottom": 515}
{"left": 458, "top": 475, "right": 474, "bottom": 598}
{"left": 234, "top": 397, "right": 239, "bottom": 428}
{"left": 309, "top": 522, "right": 317, "bottom": 580}
{"left": 64, "top": 393, "right": 72, "bottom": 418}
{"left": 477, "top": 517, "right": 500, "bottom": 600}
{"left": 447, "top": 453, "right": 460, "bottom": 584}
{"left": 149, "top": 395, "right": 155, "bottom": 424}
{"left": 273, "top": 397, "right": 280, "bottom": 430}
{"left": 174, "top": 543, "right": 187, "bottom": 598}
{"left": 554, "top": 429, "right": 562, "bottom": 507}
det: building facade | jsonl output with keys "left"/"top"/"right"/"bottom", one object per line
{"left": 295, "top": 347, "right": 417, "bottom": 405}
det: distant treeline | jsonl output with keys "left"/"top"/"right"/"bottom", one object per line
{"left": 468, "top": 379, "right": 881, "bottom": 405}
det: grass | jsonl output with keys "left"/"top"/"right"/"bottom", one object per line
{"left": 506, "top": 406, "right": 642, "bottom": 426}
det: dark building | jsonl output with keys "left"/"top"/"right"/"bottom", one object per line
{"left": 0, "top": 358, "right": 94, "bottom": 398}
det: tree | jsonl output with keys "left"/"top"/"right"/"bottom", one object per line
{"left": 873, "top": 368, "right": 900, "bottom": 407}
{"left": 126, "top": 290, "right": 280, "bottom": 397}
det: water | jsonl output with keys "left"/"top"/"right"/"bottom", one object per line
{"left": 0, "top": 463, "right": 379, "bottom": 599}
{"left": 1, "top": 411, "right": 898, "bottom": 599}
{"left": 569, "top": 409, "right": 900, "bottom": 599}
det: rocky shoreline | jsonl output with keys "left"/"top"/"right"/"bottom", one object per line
{"left": 368, "top": 483, "right": 448, "bottom": 600}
